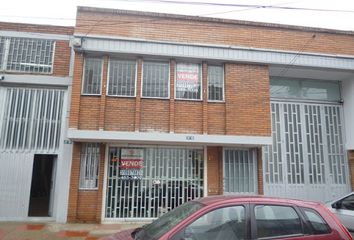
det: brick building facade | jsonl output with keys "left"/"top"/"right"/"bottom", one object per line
{"left": 65, "top": 7, "right": 354, "bottom": 223}
{"left": 0, "top": 22, "right": 74, "bottom": 222}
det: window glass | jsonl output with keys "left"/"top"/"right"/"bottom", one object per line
{"left": 176, "top": 63, "right": 201, "bottom": 100}
{"left": 0, "top": 37, "right": 5, "bottom": 68}
{"left": 208, "top": 65, "right": 224, "bottom": 101}
{"left": 341, "top": 194, "right": 354, "bottom": 211}
{"left": 79, "top": 143, "right": 100, "bottom": 189}
{"left": 82, "top": 58, "right": 102, "bottom": 95}
{"left": 142, "top": 61, "right": 169, "bottom": 98}
{"left": 171, "top": 206, "right": 246, "bottom": 240}
{"left": 270, "top": 77, "right": 341, "bottom": 101}
{"left": 302, "top": 208, "right": 331, "bottom": 234}
{"left": 255, "top": 205, "right": 303, "bottom": 238}
{"left": 108, "top": 59, "right": 136, "bottom": 96}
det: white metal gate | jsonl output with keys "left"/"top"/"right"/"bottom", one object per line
{"left": 263, "top": 102, "right": 350, "bottom": 202}
{"left": 104, "top": 147, "right": 204, "bottom": 220}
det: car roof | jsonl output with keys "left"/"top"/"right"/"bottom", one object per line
{"left": 196, "top": 195, "right": 323, "bottom": 208}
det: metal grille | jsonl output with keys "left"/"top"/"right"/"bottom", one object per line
{"left": 224, "top": 149, "right": 257, "bottom": 194}
{"left": 0, "top": 87, "right": 64, "bottom": 151}
{"left": 208, "top": 65, "right": 224, "bottom": 101}
{"left": 264, "top": 103, "right": 283, "bottom": 184}
{"left": 142, "top": 61, "right": 169, "bottom": 98}
{"left": 305, "top": 105, "right": 325, "bottom": 184}
{"left": 82, "top": 58, "right": 102, "bottom": 95}
{"left": 0, "top": 36, "right": 54, "bottom": 73}
{"left": 79, "top": 143, "right": 100, "bottom": 189}
{"left": 105, "top": 147, "right": 204, "bottom": 219}
{"left": 108, "top": 59, "right": 136, "bottom": 96}
{"left": 325, "top": 106, "right": 346, "bottom": 184}
{"left": 284, "top": 103, "right": 304, "bottom": 184}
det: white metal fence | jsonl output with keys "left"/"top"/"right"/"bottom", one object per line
{"left": 105, "top": 147, "right": 204, "bottom": 219}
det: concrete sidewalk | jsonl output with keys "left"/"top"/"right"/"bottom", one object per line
{"left": 0, "top": 222, "right": 144, "bottom": 240}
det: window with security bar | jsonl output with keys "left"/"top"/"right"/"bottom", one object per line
{"left": 108, "top": 59, "right": 136, "bottom": 97}
{"left": 82, "top": 57, "right": 103, "bottom": 95}
{"left": 0, "top": 36, "right": 54, "bottom": 73}
{"left": 208, "top": 65, "right": 224, "bottom": 101}
{"left": 176, "top": 63, "right": 201, "bottom": 100}
{"left": 79, "top": 143, "right": 100, "bottom": 189}
{"left": 142, "top": 61, "right": 169, "bottom": 98}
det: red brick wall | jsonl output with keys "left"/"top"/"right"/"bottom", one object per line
{"left": 0, "top": 22, "right": 73, "bottom": 77}
{"left": 225, "top": 64, "right": 270, "bottom": 136}
{"left": 207, "top": 146, "right": 223, "bottom": 195}
{"left": 349, "top": 151, "right": 354, "bottom": 191}
{"left": 75, "top": 9, "right": 354, "bottom": 56}
{"left": 68, "top": 143, "right": 106, "bottom": 223}
{"left": 78, "top": 97, "right": 100, "bottom": 130}
{"left": 105, "top": 98, "right": 136, "bottom": 131}
{"left": 140, "top": 99, "right": 169, "bottom": 132}
{"left": 174, "top": 101, "right": 203, "bottom": 134}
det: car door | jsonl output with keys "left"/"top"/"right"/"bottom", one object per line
{"left": 251, "top": 204, "right": 338, "bottom": 240}
{"left": 331, "top": 193, "right": 354, "bottom": 232}
{"left": 169, "top": 205, "right": 248, "bottom": 240}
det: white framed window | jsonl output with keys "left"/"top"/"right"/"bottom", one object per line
{"left": 82, "top": 57, "right": 103, "bottom": 95}
{"left": 0, "top": 36, "right": 55, "bottom": 74}
{"left": 175, "top": 63, "right": 202, "bottom": 100}
{"left": 208, "top": 65, "right": 224, "bottom": 101}
{"left": 79, "top": 143, "right": 100, "bottom": 190}
{"left": 142, "top": 61, "right": 169, "bottom": 98}
{"left": 107, "top": 59, "right": 137, "bottom": 97}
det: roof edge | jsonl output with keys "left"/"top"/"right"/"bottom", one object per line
{"left": 77, "top": 6, "right": 354, "bottom": 36}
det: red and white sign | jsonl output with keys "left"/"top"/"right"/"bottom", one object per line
{"left": 176, "top": 63, "right": 200, "bottom": 93}
{"left": 120, "top": 149, "right": 144, "bottom": 179}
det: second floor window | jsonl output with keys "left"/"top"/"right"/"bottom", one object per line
{"left": 108, "top": 59, "right": 136, "bottom": 97}
{"left": 0, "top": 36, "right": 54, "bottom": 74}
{"left": 176, "top": 63, "right": 201, "bottom": 100}
{"left": 142, "top": 61, "right": 169, "bottom": 98}
{"left": 208, "top": 65, "right": 224, "bottom": 101}
{"left": 82, "top": 57, "right": 102, "bottom": 95}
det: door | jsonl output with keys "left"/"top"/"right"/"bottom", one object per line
{"left": 263, "top": 102, "right": 350, "bottom": 202}
{"left": 224, "top": 149, "right": 257, "bottom": 195}
{"left": 28, "top": 154, "right": 56, "bottom": 217}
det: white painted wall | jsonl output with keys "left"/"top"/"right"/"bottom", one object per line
{"left": 342, "top": 79, "right": 354, "bottom": 150}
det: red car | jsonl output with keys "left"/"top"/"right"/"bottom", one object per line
{"left": 102, "top": 195, "right": 353, "bottom": 240}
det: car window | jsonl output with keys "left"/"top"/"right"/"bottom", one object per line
{"left": 341, "top": 194, "right": 354, "bottom": 211}
{"left": 301, "top": 208, "right": 331, "bottom": 234}
{"left": 171, "top": 205, "right": 246, "bottom": 240}
{"left": 255, "top": 205, "right": 303, "bottom": 239}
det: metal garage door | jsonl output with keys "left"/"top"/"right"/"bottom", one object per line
{"left": 263, "top": 102, "right": 350, "bottom": 202}
{"left": 104, "top": 147, "right": 204, "bottom": 220}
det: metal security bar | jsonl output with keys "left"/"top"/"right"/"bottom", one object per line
{"left": 208, "top": 65, "right": 224, "bottom": 101}
{"left": 108, "top": 59, "right": 136, "bottom": 97}
{"left": 142, "top": 61, "right": 169, "bottom": 98}
{"left": 224, "top": 149, "right": 257, "bottom": 194}
{"left": 82, "top": 57, "right": 102, "bottom": 95}
{"left": 325, "top": 106, "right": 346, "bottom": 184}
{"left": 263, "top": 103, "right": 283, "bottom": 184}
{"left": 0, "top": 87, "right": 64, "bottom": 151}
{"left": 79, "top": 143, "right": 100, "bottom": 189}
{"left": 0, "top": 36, "right": 54, "bottom": 73}
{"left": 105, "top": 147, "right": 204, "bottom": 219}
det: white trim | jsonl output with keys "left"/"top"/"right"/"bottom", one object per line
{"left": 81, "top": 57, "right": 104, "bottom": 95}
{"left": 101, "top": 144, "right": 109, "bottom": 222}
{"left": 67, "top": 129, "right": 272, "bottom": 146}
{"left": 0, "top": 75, "right": 71, "bottom": 86}
{"left": 78, "top": 36, "right": 354, "bottom": 71}
{"left": 207, "top": 64, "right": 225, "bottom": 102}
{"left": 141, "top": 60, "right": 170, "bottom": 99}
{"left": 0, "top": 30, "right": 71, "bottom": 41}
{"left": 203, "top": 145, "right": 208, "bottom": 197}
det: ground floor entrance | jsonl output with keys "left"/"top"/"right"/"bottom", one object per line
{"left": 104, "top": 146, "right": 204, "bottom": 220}
{"left": 263, "top": 101, "right": 351, "bottom": 202}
